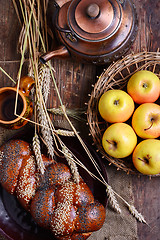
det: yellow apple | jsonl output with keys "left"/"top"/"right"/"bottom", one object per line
{"left": 127, "top": 70, "right": 160, "bottom": 104}
{"left": 102, "top": 123, "right": 137, "bottom": 158}
{"left": 98, "top": 89, "right": 135, "bottom": 123}
{"left": 132, "top": 139, "right": 160, "bottom": 175}
{"left": 132, "top": 103, "right": 160, "bottom": 139}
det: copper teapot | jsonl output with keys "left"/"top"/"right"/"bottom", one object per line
{"left": 40, "top": 0, "right": 138, "bottom": 65}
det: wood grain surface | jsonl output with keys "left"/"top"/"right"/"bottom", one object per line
{"left": 0, "top": 0, "right": 160, "bottom": 240}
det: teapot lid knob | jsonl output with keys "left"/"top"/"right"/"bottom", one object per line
{"left": 86, "top": 3, "right": 100, "bottom": 19}
{"left": 68, "top": 0, "right": 122, "bottom": 39}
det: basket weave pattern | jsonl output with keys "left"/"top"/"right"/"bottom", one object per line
{"left": 87, "top": 51, "right": 160, "bottom": 175}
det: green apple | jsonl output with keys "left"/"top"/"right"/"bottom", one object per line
{"left": 127, "top": 70, "right": 160, "bottom": 104}
{"left": 132, "top": 139, "right": 160, "bottom": 175}
{"left": 98, "top": 89, "right": 135, "bottom": 123}
{"left": 132, "top": 103, "right": 160, "bottom": 139}
{"left": 102, "top": 123, "right": 137, "bottom": 158}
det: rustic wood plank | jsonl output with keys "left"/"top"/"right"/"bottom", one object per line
{"left": 131, "top": 1, "right": 160, "bottom": 239}
{"left": 0, "top": 0, "right": 22, "bottom": 87}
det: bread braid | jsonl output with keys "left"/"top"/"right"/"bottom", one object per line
{"left": 0, "top": 139, "right": 106, "bottom": 240}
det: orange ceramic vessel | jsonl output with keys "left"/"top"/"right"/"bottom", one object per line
{"left": 0, "top": 76, "right": 34, "bottom": 129}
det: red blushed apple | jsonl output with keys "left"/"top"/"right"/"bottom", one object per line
{"left": 132, "top": 103, "right": 160, "bottom": 139}
{"left": 132, "top": 139, "right": 160, "bottom": 175}
{"left": 127, "top": 70, "right": 160, "bottom": 104}
{"left": 102, "top": 123, "right": 137, "bottom": 158}
{"left": 98, "top": 89, "right": 135, "bottom": 123}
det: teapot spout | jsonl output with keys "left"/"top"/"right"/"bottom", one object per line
{"left": 40, "top": 46, "right": 69, "bottom": 63}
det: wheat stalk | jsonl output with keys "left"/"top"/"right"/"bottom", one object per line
{"left": 18, "top": 23, "right": 28, "bottom": 55}
{"left": 38, "top": 63, "right": 51, "bottom": 103}
{"left": 106, "top": 185, "right": 121, "bottom": 213}
{"left": 48, "top": 107, "right": 86, "bottom": 122}
{"left": 32, "top": 134, "right": 45, "bottom": 174}
{"left": 110, "top": 185, "right": 147, "bottom": 224}
{"left": 0, "top": 67, "right": 16, "bottom": 85}
{"left": 28, "top": 57, "right": 35, "bottom": 78}
{"left": 54, "top": 129, "right": 75, "bottom": 137}
{"left": 36, "top": 100, "right": 54, "bottom": 159}
{"left": 62, "top": 145, "right": 80, "bottom": 184}
{"left": 128, "top": 205, "right": 147, "bottom": 224}
{"left": 106, "top": 183, "right": 148, "bottom": 225}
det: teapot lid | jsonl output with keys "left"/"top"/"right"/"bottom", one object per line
{"left": 67, "top": 0, "right": 122, "bottom": 41}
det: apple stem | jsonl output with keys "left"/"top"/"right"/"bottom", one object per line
{"left": 106, "top": 139, "right": 113, "bottom": 144}
{"left": 144, "top": 119, "right": 153, "bottom": 131}
{"left": 138, "top": 157, "right": 149, "bottom": 164}
{"left": 106, "top": 139, "right": 117, "bottom": 150}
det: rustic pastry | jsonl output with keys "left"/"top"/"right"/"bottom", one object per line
{"left": 0, "top": 139, "right": 106, "bottom": 240}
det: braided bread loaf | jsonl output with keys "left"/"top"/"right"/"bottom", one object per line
{"left": 0, "top": 139, "right": 106, "bottom": 240}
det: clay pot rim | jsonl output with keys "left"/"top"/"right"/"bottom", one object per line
{"left": 0, "top": 87, "right": 27, "bottom": 125}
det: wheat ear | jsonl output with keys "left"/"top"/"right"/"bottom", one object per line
{"left": 62, "top": 145, "right": 80, "bottom": 184}
{"left": 54, "top": 129, "right": 75, "bottom": 137}
{"left": 106, "top": 185, "right": 121, "bottom": 213}
{"left": 38, "top": 63, "right": 51, "bottom": 103}
{"left": 48, "top": 107, "right": 86, "bottom": 122}
{"left": 32, "top": 134, "right": 45, "bottom": 175}
{"left": 18, "top": 23, "right": 28, "bottom": 55}
{"left": 110, "top": 185, "right": 147, "bottom": 224}
{"left": 37, "top": 100, "right": 54, "bottom": 159}
{"left": 128, "top": 205, "right": 147, "bottom": 224}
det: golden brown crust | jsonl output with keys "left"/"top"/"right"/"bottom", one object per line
{"left": 75, "top": 200, "right": 106, "bottom": 233}
{"left": 30, "top": 187, "right": 55, "bottom": 228}
{"left": 0, "top": 139, "right": 31, "bottom": 194}
{"left": 16, "top": 155, "right": 37, "bottom": 210}
{"left": 0, "top": 139, "right": 106, "bottom": 240}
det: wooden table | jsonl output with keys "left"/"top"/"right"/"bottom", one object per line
{"left": 0, "top": 0, "right": 160, "bottom": 239}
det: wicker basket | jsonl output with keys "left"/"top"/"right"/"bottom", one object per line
{"left": 87, "top": 51, "right": 160, "bottom": 175}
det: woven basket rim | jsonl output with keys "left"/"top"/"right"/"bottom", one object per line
{"left": 87, "top": 51, "right": 160, "bottom": 177}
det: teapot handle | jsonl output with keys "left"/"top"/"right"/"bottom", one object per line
{"left": 55, "top": 13, "right": 71, "bottom": 34}
{"left": 54, "top": 11, "right": 77, "bottom": 42}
